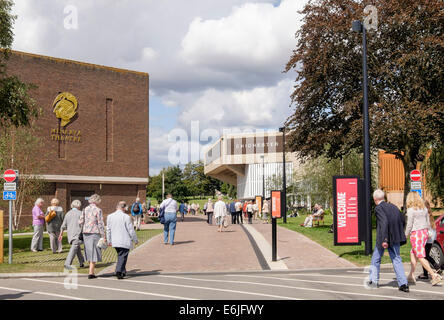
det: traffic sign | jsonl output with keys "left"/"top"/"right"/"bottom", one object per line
{"left": 3, "top": 191, "right": 16, "bottom": 201}
{"left": 410, "top": 181, "right": 422, "bottom": 190}
{"left": 3, "top": 183, "right": 16, "bottom": 191}
{"left": 410, "top": 170, "right": 421, "bottom": 181}
{"left": 3, "top": 169, "right": 17, "bottom": 183}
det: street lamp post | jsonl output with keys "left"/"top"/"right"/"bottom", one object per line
{"left": 279, "top": 127, "right": 287, "bottom": 224}
{"left": 352, "top": 19, "right": 372, "bottom": 256}
{"left": 260, "top": 155, "right": 265, "bottom": 199}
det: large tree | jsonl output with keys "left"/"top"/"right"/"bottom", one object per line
{"left": 0, "top": 0, "right": 38, "bottom": 127}
{"left": 285, "top": 0, "right": 444, "bottom": 210}
{"left": 0, "top": 123, "right": 47, "bottom": 229}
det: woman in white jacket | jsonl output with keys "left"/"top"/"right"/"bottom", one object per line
{"left": 214, "top": 196, "right": 228, "bottom": 232}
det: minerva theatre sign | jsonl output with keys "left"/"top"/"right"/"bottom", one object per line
{"left": 50, "top": 92, "right": 82, "bottom": 143}
{"left": 333, "top": 176, "right": 364, "bottom": 246}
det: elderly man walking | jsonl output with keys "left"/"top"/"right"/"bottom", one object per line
{"left": 106, "top": 201, "right": 138, "bottom": 279}
{"left": 59, "top": 200, "right": 85, "bottom": 269}
{"left": 367, "top": 189, "right": 409, "bottom": 292}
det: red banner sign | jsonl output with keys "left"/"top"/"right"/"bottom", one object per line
{"left": 271, "top": 191, "right": 281, "bottom": 218}
{"left": 334, "top": 177, "right": 360, "bottom": 245}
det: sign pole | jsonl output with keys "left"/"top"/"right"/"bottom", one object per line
{"left": 272, "top": 217, "right": 277, "bottom": 261}
{"left": 8, "top": 200, "right": 12, "bottom": 264}
{"left": 0, "top": 210, "right": 3, "bottom": 264}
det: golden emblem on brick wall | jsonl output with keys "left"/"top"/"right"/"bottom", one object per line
{"left": 53, "top": 92, "right": 78, "bottom": 127}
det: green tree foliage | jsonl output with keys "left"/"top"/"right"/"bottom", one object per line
{"left": 285, "top": 0, "right": 444, "bottom": 210}
{"left": 293, "top": 150, "right": 378, "bottom": 208}
{"left": 0, "top": 0, "right": 38, "bottom": 127}
{"left": 422, "top": 146, "right": 444, "bottom": 205}
{"left": 220, "top": 182, "right": 237, "bottom": 199}
{"left": 0, "top": 123, "right": 47, "bottom": 229}
{"left": 147, "top": 161, "right": 225, "bottom": 202}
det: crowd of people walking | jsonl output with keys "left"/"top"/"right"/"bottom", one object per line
{"left": 29, "top": 190, "right": 442, "bottom": 287}
{"left": 31, "top": 194, "right": 140, "bottom": 279}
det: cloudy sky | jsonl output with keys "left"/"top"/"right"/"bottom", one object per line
{"left": 11, "top": 0, "right": 307, "bottom": 174}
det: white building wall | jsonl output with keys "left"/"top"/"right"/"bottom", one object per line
{"left": 237, "top": 162, "right": 293, "bottom": 199}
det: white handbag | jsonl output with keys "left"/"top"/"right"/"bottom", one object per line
{"left": 427, "top": 228, "right": 436, "bottom": 243}
{"left": 97, "top": 237, "right": 108, "bottom": 250}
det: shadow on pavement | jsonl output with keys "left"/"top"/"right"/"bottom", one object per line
{"left": 98, "top": 270, "right": 163, "bottom": 278}
{"left": 171, "top": 240, "right": 195, "bottom": 245}
{"left": 379, "top": 280, "right": 400, "bottom": 288}
{"left": 179, "top": 217, "right": 207, "bottom": 222}
{"left": 0, "top": 291, "right": 31, "bottom": 300}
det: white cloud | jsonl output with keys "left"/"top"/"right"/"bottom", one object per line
{"left": 10, "top": 0, "right": 306, "bottom": 173}
{"left": 142, "top": 47, "right": 158, "bottom": 60}
{"left": 180, "top": 0, "right": 304, "bottom": 74}
{"left": 167, "top": 78, "right": 294, "bottom": 132}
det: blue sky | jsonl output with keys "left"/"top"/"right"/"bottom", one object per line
{"left": 11, "top": 0, "right": 307, "bottom": 175}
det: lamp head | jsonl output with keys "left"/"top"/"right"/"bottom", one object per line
{"left": 352, "top": 20, "right": 363, "bottom": 33}
{"left": 279, "top": 127, "right": 285, "bottom": 133}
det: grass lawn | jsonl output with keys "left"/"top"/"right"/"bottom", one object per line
{"left": 0, "top": 228, "right": 162, "bottom": 274}
{"left": 278, "top": 215, "right": 413, "bottom": 267}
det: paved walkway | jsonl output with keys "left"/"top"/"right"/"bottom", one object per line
{"left": 250, "top": 222, "right": 355, "bottom": 269}
{"left": 99, "top": 214, "right": 355, "bottom": 276}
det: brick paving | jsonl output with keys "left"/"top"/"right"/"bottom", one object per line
{"left": 111, "top": 215, "right": 263, "bottom": 274}
{"left": 100, "top": 214, "right": 356, "bottom": 275}
{"left": 250, "top": 222, "right": 356, "bottom": 269}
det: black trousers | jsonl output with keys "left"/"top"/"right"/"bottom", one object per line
{"left": 115, "top": 247, "right": 130, "bottom": 274}
{"left": 231, "top": 212, "right": 237, "bottom": 224}
{"left": 238, "top": 211, "right": 243, "bottom": 224}
{"left": 207, "top": 212, "right": 213, "bottom": 224}
{"left": 247, "top": 212, "right": 253, "bottom": 224}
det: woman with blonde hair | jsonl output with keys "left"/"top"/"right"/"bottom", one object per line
{"left": 79, "top": 194, "right": 106, "bottom": 279}
{"left": 405, "top": 192, "right": 442, "bottom": 286}
{"left": 46, "top": 198, "right": 64, "bottom": 254}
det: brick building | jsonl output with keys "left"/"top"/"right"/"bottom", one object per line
{"left": 4, "top": 51, "right": 149, "bottom": 225}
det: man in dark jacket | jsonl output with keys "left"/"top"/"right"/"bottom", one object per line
{"left": 367, "top": 189, "right": 409, "bottom": 292}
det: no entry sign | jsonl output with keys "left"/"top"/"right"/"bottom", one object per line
{"left": 410, "top": 170, "right": 421, "bottom": 181}
{"left": 3, "top": 170, "right": 17, "bottom": 183}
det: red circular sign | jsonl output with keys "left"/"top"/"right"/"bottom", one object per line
{"left": 3, "top": 169, "right": 16, "bottom": 182}
{"left": 410, "top": 169, "right": 421, "bottom": 181}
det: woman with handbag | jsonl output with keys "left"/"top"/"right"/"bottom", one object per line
{"left": 405, "top": 192, "right": 442, "bottom": 286}
{"left": 79, "top": 194, "right": 106, "bottom": 279}
{"left": 45, "top": 198, "right": 64, "bottom": 254}
{"left": 417, "top": 200, "right": 442, "bottom": 280}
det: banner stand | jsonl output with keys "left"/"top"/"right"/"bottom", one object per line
{"left": 332, "top": 176, "right": 363, "bottom": 246}
{"left": 271, "top": 190, "right": 282, "bottom": 262}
